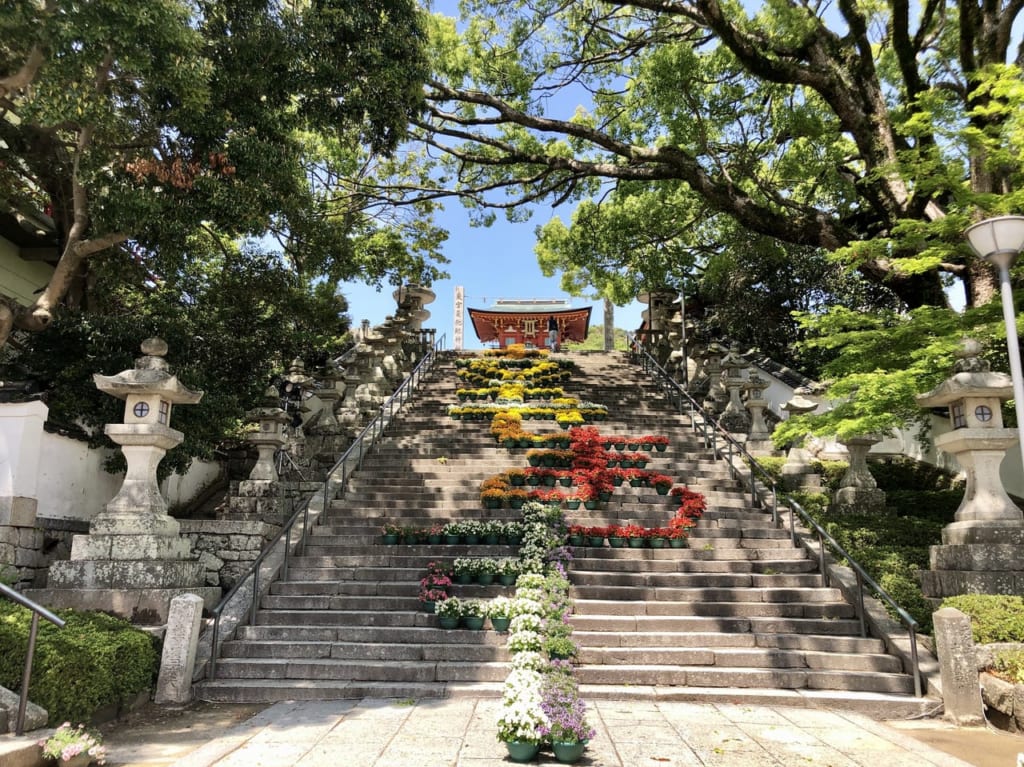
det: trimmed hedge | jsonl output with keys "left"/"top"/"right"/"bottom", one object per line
{"left": 762, "top": 456, "right": 963, "bottom": 636}
{"left": 941, "top": 595, "right": 1024, "bottom": 644}
{"left": 0, "top": 601, "right": 159, "bottom": 724}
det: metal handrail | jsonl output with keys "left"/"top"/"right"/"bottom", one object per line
{"left": 0, "top": 582, "right": 65, "bottom": 735}
{"left": 627, "top": 336, "right": 923, "bottom": 697}
{"left": 207, "top": 333, "right": 447, "bottom": 680}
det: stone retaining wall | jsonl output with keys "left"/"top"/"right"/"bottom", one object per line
{"left": 977, "top": 642, "right": 1024, "bottom": 732}
{"left": 179, "top": 520, "right": 279, "bottom": 590}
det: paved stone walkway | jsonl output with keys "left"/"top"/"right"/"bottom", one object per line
{"left": 97, "top": 698, "right": 997, "bottom": 767}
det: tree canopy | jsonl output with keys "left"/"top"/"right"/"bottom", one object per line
{"left": 345, "top": 0, "right": 1024, "bottom": 440}
{"left": 0, "top": 0, "right": 445, "bottom": 348}
{"left": 377, "top": 0, "right": 1024, "bottom": 314}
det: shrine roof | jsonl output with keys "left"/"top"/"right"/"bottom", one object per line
{"left": 471, "top": 300, "right": 578, "bottom": 314}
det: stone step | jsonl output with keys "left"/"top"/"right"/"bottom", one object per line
{"left": 212, "top": 657, "right": 509, "bottom": 683}
{"left": 570, "top": 614, "right": 864, "bottom": 635}
{"left": 568, "top": 585, "right": 845, "bottom": 603}
{"left": 195, "top": 679, "right": 502, "bottom": 703}
{"left": 578, "top": 646, "right": 902, "bottom": 673}
{"left": 572, "top": 664, "right": 915, "bottom": 694}
{"left": 570, "top": 597, "right": 855, "bottom": 619}
{"left": 571, "top": 559, "right": 819, "bottom": 575}
{"left": 238, "top": 624, "right": 505, "bottom": 644}
{"left": 571, "top": 630, "right": 886, "bottom": 654}
{"left": 220, "top": 639, "right": 510, "bottom": 663}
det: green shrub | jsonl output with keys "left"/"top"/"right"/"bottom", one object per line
{"left": 885, "top": 490, "right": 961, "bottom": 522}
{"left": 868, "top": 457, "right": 963, "bottom": 492}
{"left": 941, "top": 595, "right": 1024, "bottom": 644}
{"left": 992, "top": 649, "right": 1024, "bottom": 684}
{"left": 0, "top": 601, "right": 159, "bottom": 724}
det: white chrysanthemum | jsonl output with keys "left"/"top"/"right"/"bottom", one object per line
{"left": 509, "top": 597, "right": 544, "bottom": 617}
{"left": 509, "top": 614, "right": 542, "bottom": 633}
{"left": 511, "top": 650, "right": 547, "bottom": 671}
{"left": 507, "top": 630, "right": 543, "bottom": 652}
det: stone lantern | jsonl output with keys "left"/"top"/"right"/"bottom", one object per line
{"left": 92, "top": 337, "right": 204, "bottom": 532}
{"left": 744, "top": 373, "right": 774, "bottom": 454}
{"left": 26, "top": 338, "right": 219, "bottom": 622}
{"left": 313, "top": 363, "right": 342, "bottom": 430}
{"left": 701, "top": 342, "right": 728, "bottom": 413}
{"left": 832, "top": 434, "right": 886, "bottom": 514}
{"left": 779, "top": 392, "right": 822, "bottom": 489}
{"left": 719, "top": 345, "right": 751, "bottom": 432}
{"left": 245, "top": 385, "right": 290, "bottom": 482}
{"left": 917, "top": 340, "right": 1024, "bottom": 598}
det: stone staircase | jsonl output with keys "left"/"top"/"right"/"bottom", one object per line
{"left": 197, "top": 351, "right": 934, "bottom": 716}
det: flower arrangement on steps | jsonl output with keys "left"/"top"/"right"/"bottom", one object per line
{"left": 496, "top": 501, "right": 593, "bottom": 764}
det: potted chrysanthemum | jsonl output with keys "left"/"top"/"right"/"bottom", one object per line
{"left": 496, "top": 668, "right": 549, "bottom": 763}
{"left": 38, "top": 722, "right": 107, "bottom": 766}
{"left": 539, "top": 670, "right": 596, "bottom": 764}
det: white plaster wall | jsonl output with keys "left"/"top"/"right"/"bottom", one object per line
{"left": 37, "top": 432, "right": 122, "bottom": 520}
{"left": 36, "top": 430, "right": 221, "bottom": 521}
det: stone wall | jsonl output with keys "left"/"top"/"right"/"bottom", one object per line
{"left": 0, "top": 523, "right": 43, "bottom": 588}
{"left": 179, "top": 519, "right": 279, "bottom": 590}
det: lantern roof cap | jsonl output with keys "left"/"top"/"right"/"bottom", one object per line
{"left": 93, "top": 337, "right": 204, "bottom": 404}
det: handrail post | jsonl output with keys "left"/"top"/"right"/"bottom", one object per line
{"left": 250, "top": 565, "right": 260, "bottom": 627}
{"left": 816, "top": 529, "right": 828, "bottom": 586}
{"left": 910, "top": 626, "right": 922, "bottom": 697}
{"left": 15, "top": 612, "right": 40, "bottom": 736}
{"left": 854, "top": 568, "right": 867, "bottom": 637}
{"left": 282, "top": 522, "right": 291, "bottom": 581}
{"left": 208, "top": 615, "right": 220, "bottom": 680}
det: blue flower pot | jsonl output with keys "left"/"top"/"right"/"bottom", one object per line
{"left": 552, "top": 740, "right": 587, "bottom": 763}
{"left": 504, "top": 741, "right": 540, "bottom": 762}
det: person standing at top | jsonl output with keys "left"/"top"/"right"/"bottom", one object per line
{"left": 547, "top": 316, "right": 559, "bottom": 351}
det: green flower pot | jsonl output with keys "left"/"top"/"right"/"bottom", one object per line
{"left": 552, "top": 740, "right": 587, "bottom": 764}
{"left": 608, "top": 536, "right": 626, "bottom": 548}
{"left": 477, "top": 572, "right": 495, "bottom": 586}
{"left": 422, "top": 600, "right": 436, "bottom": 613}
{"left": 669, "top": 538, "right": 687, "bottom": 548}
{"left": 588, "top": 536, "right": 606, "bottom": 547}
{"left": 438, "top": 616, "right": 459, "bottom": 629}
{"left": 445, "top": 534, "right": 461, "bottom": 545}
{"left": 565, "top": 500, "right": 581, "bottom": 510}
{"left": 462, "top": 615, "right": 485, "bottom": 630}
{"left": 491, "top": 616, "right": 511, "bottom": 633}
{"left": 567, "top": 535, "right": 584, "bottom": 546}
{"left": 464, "top": 534, "right": 481, "bottom": 545}
{"left": 649, "top": 537, "right": 667, "bottom": 548}
{"left": 499, "top": 573, "right": 517, "bottom": 586}
{"left": 504, "top": 741, "right": 540, "bottom": 763}
{"left": 628, "top": 538, "right": 645, "bottom": 548}
{"left": 381, "top": 534, "right": 399, "bottom": 545}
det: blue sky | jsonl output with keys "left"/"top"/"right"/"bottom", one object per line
{"left": 341, "top": 0, "right": 645, "bottom": 347}
{"left": 341, "top": 204, "right": 646, "bottom": 349}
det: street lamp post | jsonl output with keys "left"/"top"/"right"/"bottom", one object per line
{"left": 965, "top": 214, "right": 1024, "bottom": 475}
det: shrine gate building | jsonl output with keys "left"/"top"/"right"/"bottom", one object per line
{"left": 467, "top": 299, "right": 592, "bottom": 349}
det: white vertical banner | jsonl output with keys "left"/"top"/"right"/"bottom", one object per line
{"left": 454, "top": 286, "right": 465, "bottom": 350}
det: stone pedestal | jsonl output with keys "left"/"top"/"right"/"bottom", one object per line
{"left": 831, "top": 435, "right": 886, "bottom": 514}
{"left": 25, "top": 339, "right": 219, "bottom": 623}
{"left": 916, "top": 339, "right": 1024, "bottom": 600}
{"left": 779, "top": 393, "right": 822, "bottom": 489}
